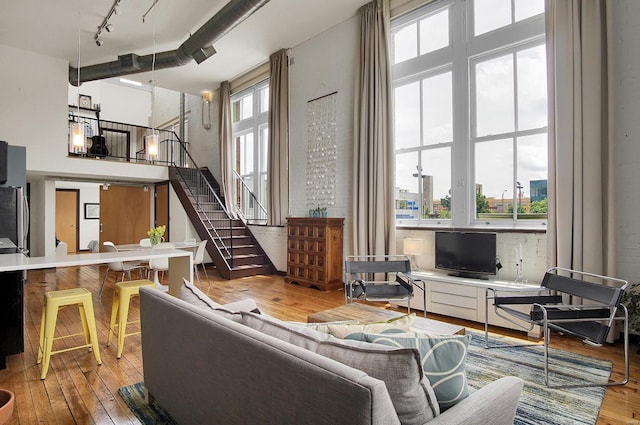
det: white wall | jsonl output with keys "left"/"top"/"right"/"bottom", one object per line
{"left": 288, "top": 14, "right": 358, "bottom": 257}
{"left": 68, "top": 79, "right": 151, "bottom": 127}
{"left": 396, "top": 229, "right": 546, "bottom": 282}
{"left": 614, "top": 0, "right": 640, "bottom": 284}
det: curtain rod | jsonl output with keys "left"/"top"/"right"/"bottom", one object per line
{"left": 307, "top": 91, "right": 337, "bottom": 103}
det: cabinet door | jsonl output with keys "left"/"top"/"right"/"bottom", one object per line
{"left": 0, "top": 271, "right": 24, "bottom": 368}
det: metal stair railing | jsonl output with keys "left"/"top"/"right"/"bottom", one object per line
{"left": 232, "top": 170, "right": 268, "bottom": 224}
{"left": 171, "top": 146, "right": 235, "bottom": 269}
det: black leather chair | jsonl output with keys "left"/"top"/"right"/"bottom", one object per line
{"left": 485, "top": 267, "right": 629, "bottom": 387}
{"left": 344, "top": 255, "right": 425, "bottom": 316}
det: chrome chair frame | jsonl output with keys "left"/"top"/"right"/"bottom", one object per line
{"left": 485, "top": 266, "right": 629, "bottom": 387}
{"left": 344, "top": 255, "right": 425, "bottom": 316}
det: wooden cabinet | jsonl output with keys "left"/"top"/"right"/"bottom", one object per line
{"left": 285, "top": 217, "right": 344, "bottom": 291}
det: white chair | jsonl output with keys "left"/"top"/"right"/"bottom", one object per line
{"left": 148, "top": 242, "right": 175, "bottom": 290}
{"left": 55, "top": 241, "right": 68, "bottom": 256}
{"left": 193, "top": 240, "right": 209, "bottom": 287}
{"left": 99, "top": 242, "right": 145, "bottom": 298}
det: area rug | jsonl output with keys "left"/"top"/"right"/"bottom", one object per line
{"left": 117, "top": 382, "right": 177, "bottom": 425}
{"left": 466, "top": 330, "right": 612, "bottom": 425}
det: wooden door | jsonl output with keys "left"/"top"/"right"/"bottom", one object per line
{"left": 100, "top": 185, "right": 151, "bottom": 248}
{"left": 55, "top": 189, "right": 78, "bottom": 253}
{"left": 155, "top": 182, "right": 169, "bottom": 240}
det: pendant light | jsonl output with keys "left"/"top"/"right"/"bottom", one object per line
{"left": 146, "top": 18, "right": 159, "bottom": 162}
{"left": 70, "top": 3, "right": 86, "bottom": 155}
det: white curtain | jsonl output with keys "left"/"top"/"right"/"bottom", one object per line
{"left": 267, "top": 49, "right": 290, "bottom": 226}
{"left": 219, "top": 81, "right": 236, "bottom": 217}
{"left": 546, "top": 0, "right": 615, "bottom": 277}
{"left": 352, "top": 0, "right": 396, "bottom": 257}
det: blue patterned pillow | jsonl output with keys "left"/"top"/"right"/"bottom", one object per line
{"left": 363, "top": 333, "right": 472, "bottom": 411}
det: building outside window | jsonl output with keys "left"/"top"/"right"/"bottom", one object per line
{"left": 231, "top": 80, "right": 269, "bottom": 222}
{"left": 391, "top": 0, "right": 547, "bottom": 227}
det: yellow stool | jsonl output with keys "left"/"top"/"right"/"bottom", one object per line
{"left": 108, "top": 279, "right": 155, "bottom": 358}
{"left": 37, "top": 288, "right": 102, "bottom": 380}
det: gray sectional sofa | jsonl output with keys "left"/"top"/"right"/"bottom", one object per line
{"left": 139, "top": 287, "right": 523, "bottom": 425}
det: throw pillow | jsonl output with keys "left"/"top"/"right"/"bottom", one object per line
{"left": 325, "top": 314, "right": 416, "bottom": 340}
{"left": 240, "top": 312, "right": 440, "bottom": 423}
{"left": 363, "top": 332, "right": 472, "bottom": 411}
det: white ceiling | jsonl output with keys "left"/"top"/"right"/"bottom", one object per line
{"left": 1, "top": 0, "right": 370, "bottom": 94}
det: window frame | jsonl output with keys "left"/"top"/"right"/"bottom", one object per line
{"left": 231, "top": 79, "right": 269, "bottom": 210}
{"left": 391, "top": 0, "right": 547, "bottom": 229}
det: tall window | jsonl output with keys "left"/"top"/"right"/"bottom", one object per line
{"left": 392, "top": 0, "right": 547, "bottom": 227}
{"left": 231, "top": 80, "right": 269, "bottom": 219}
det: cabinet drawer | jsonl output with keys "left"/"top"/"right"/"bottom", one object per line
{"left": 431, "top": 281, "right": 477, "bottom": 297}
{"left": 430, "top": 302, "right": 477, "bottom": 321}
{"left": 431, "top": 291, "right": 477, "bottom": 310}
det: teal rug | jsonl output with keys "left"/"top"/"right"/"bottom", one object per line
{"left": 466, "top": 330, "right": 611, "bottom": 425}
{"left": 119, "top": 332, "right": 611, "bottom": 425}
{"left": 117, "top": 382, "right": 177, "bottom": 425}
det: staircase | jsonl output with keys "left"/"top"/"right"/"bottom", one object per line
{"left": 169, "top": 165, "right": 274, "bottom": 280}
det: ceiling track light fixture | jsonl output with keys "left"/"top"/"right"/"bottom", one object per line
{"left": 94, "top": 0, "right": 122, "bottom": 46}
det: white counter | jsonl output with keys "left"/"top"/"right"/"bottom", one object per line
{"left": 0, "top": 249, "right": 193, "bottom": 296}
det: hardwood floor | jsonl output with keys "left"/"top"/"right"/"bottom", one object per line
{"left": 0, "top": 265, "right": 638, "bottom": 424}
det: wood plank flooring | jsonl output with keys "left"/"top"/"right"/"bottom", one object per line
{"left": 0, "top": 265, "right": 637, "bottom": 424}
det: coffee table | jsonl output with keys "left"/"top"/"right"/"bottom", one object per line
{"left": 307, "top": 303, "right": 465, "bottom": 335}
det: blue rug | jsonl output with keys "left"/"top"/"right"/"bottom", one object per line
{"left": 466, "top": 330, "right": 611, "bottom": 425}
{"left": 117, "top": 382, "right": 177, "bottom": 425}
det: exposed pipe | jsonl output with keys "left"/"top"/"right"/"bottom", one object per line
{"left": 70, "top": 0, "right": 270, "bottom": 86}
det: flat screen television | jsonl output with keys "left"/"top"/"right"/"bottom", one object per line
{"left": 435, "top": 231, "right": 497, "bottom": 279}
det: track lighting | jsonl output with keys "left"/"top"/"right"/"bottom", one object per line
{"left": 94, "top": 0, "right": 122, "bottom": 46}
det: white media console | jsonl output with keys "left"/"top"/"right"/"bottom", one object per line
{"left": 393, "top": 271, "right": 543, "bottom": 337}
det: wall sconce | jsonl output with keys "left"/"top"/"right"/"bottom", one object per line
{"left": 202, "top": 91, "right": 212, "bottom": 130}
{"left": 147, "top": 133, "right": 159, "bottom": 162}
{"left": 69, "top": 122, "right": 86, "bottom": 154}
{"left": 403, "top": 238, "right": 425, "bottom": 270}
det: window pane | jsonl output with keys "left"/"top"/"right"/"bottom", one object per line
{"left": 517, "top": 45, "right": 547, "bottom": 131}
{"left": 475, "top": 53, "right": 514, "bottom": 136}
{"left": 238, "top": 133, "right": 254, "bottom": 175}
{"left": 515, "top": 0, "right": 544, "bottom": 21}
{"left": 394, "top": 81, "right": 421, "bottom": 149}
{"left": 423, "top": 72, "right": 452, "bottom": 145}
{"left": 260, "top": 86, "right": 269, "bottom": 113}
{"left": 421, "top": 147, "right": 451, "bottom": 218}
{"left": 395, "top": 151, "right": 420, "bottom": 219}
{"left": 474, "top": 0, "right": 511, "bottom": 36}
{"left": 260, "top": 126, "right": 269, "bottom": 173}
{"left": 516, "top": 133, "right": 547, "bottom": 217}
{"left": 241, "top": 94, "right": 253, "bottom": 120}
{"left": 475, "top": 139, "right": 513, "bottom": 215}
{"left": 393, "top": 23, "right": 418, "bottom": 64}
{"left": 419, "top": 8, "right": 449, "bottom": 55}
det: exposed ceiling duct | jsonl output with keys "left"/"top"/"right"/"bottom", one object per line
{"left": 69, "top": 0, "right": 270, "bottom": 86}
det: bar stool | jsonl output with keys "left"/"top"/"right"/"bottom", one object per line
{"left": 37, "top": 288, "right": 102, "bottom": 380}
{"left": 108, "top": 279, "right": 156, "bottom": 358}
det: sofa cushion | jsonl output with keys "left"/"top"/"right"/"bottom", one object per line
{"left": 240, "top": 312, "right": 439, "bottom": 424}
{"left": 178, "top": 278, "right": 260, "bottom": 314}
{"left": 363, "top": 333, "right": 472, "bottom": 411}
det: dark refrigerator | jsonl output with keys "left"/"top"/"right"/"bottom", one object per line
{"left": 0, "top": 141, "right": 28, "bottom": 370}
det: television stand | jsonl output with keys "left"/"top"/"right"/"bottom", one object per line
{"left": 392, "top": 270, "right": 542, "bottom": 337}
